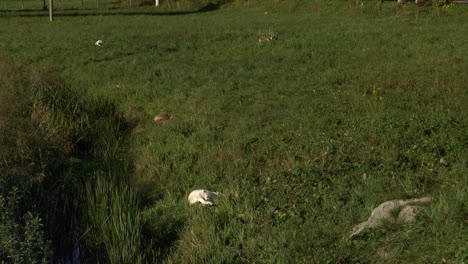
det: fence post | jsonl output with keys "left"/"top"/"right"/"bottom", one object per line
{"left": 49, "top": 0, "right": 53, "bottom": 21}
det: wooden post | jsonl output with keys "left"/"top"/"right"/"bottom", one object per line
{"left": 317, "top": 0, "right": 321, "bottom": 16}
{"left": 49, "top": 0, "right": 53, "bottom": 21}
{"left": 155, "top": 0, "right": 159, "bottom": 6}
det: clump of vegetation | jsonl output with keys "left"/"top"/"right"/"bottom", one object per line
{"left": 85, "top": 172, "right": 142, "bottom": 264}
{"left": 0, "top": 188, "right": 52, "bottom": 263}
{"left": 0, "top": 58, "right": 137, "bottom": 262}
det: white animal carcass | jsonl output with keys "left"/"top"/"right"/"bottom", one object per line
{"left": 188, "top": 189, "right": 219, "bottom": 206}
{"left": 350, "top": 197, "right": 432, "bottom": 237}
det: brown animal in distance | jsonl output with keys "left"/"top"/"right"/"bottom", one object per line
{"left": 153, "top": 111, "right": 171, "bottom": 123}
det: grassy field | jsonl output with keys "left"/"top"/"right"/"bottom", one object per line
{"left": 1, "top": 0, "right": 467, "bottom": 263}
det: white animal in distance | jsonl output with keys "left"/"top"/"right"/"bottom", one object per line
{"left": 188, "top": 189, "right": 219, "bottom": 206}
{"left": 95, "top": 40, "right": 103, "bottom": 46}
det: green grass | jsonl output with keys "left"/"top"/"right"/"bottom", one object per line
{"left": 85, "top": 171, "right": 142, "bottom": 264}
{"left": 1, "top": 0, "right": 467, "bottom": 263}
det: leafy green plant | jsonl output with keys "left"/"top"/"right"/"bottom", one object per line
{"left": 0, "top": 188, "right": 52, "bottom": 264}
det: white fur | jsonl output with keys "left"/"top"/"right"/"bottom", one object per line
{"left": 188, "top": 189, "right": 219, "bottom": 206}
{"left": 95, "top": 40, "right": 103, "bottom": 46}
{"left": 350, "top": 197, "right": 432, "bottom": 237}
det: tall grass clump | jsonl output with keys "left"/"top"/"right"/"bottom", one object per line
{"left": 84, "top": 171, "right": 142, "bottom": 264}
{"left": 0, "top": 57, "right": 137, "bottom": 262}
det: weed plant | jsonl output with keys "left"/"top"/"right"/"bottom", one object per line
{"left": 0, "top": 0, "right": 467, "bottom": 262}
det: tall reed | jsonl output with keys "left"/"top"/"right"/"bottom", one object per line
{"left": 85, "top": 171, "right": 142, "bottom": 264}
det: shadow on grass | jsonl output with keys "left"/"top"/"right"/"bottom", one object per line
{"left": 0, "top": 2, "right": 221, "bottom": 17}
